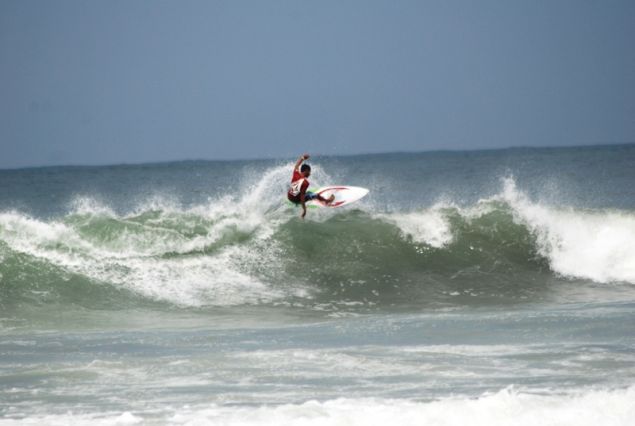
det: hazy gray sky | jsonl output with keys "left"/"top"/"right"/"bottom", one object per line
{"left": 1, "top": 0, "right": 634, "bottom": 168}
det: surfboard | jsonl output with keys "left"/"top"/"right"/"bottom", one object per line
{"left": 307, "top": 186, "right": 369, "bottom": 208}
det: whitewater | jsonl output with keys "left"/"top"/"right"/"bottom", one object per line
{"left": 1, "top": 145, "right": 635, "bottom": 425}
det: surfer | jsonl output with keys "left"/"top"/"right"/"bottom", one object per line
{"left": 288, "top": 154, "right": 335, "bottom": 218}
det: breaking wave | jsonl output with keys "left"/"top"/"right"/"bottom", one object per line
{"left": 1, "top": 167, "right": 634, "bottom": 310}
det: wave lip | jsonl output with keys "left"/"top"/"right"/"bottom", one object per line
{"left": 498, "top": 177, "right": 635, "bottom": 284}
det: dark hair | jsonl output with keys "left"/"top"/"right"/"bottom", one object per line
{"left": 300, "top": 164, "right": 311, "bottom": 173}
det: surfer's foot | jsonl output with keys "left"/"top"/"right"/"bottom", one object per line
{"left": 326, "top": 194, "right": 335, "bottom": 204}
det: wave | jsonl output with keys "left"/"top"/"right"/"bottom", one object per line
{"left": 383, "top": 177, "right": 635, "bottom": 285}
{"left": 1, "top": 169, "right": 634, "bottom": 310}
{"left": 1, "top": 386, "right": 633, "bottom": 426}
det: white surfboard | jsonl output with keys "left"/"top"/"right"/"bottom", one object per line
{"left": 307, "top": 186, "right": 369, "bottom": 208}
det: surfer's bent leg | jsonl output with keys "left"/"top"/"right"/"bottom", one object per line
{"left": 301, "top": 191, "right": 334, "bottom": 205}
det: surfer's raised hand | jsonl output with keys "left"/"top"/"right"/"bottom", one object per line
{"left": 294, "top": 154, "right": 310, "bottom": 171}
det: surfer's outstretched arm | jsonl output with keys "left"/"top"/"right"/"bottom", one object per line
{"left": 294, "top": 153, "right": 310, "bottom": 171}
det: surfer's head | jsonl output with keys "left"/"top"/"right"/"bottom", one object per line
{"left": 300, "top": 164, "right": 311, "bottom": 177}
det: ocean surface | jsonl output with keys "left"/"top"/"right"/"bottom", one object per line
{"left": 1, "top": 145, "right": 635, "bottom": 425}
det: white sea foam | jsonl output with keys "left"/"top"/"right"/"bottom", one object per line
{"left": 376, "top": 204, "right": 454, "bottom": 248}
{"left": 0, "top": 411, "right": 143, "bottom": 426}
{"left": 2, "top": 387, "right": 632, "bottom": 426}
{"left": 0, "top": 210, "right": 283, "bottom": 306}
{"left": 172, "top": 387, "right": 635, "bottom": 426}
{"left": 498, "top": 177, "right": 635, "bottom": 284}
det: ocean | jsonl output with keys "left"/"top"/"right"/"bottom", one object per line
{"left": 1, "top": 145, "right": 634, "bottom": 425}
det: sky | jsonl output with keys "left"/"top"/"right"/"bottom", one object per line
{"left": 1, "top": 0, "right": 634, "bottom": 168}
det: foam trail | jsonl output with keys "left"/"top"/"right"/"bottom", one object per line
{"left": 2, "top": 387, "right": 632, "bottom": 426}
{"left": 169, "top": 387, "right": 635, "bottom": 426}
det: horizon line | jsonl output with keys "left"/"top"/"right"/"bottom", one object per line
{"left": 1, "top": 141, "right": 634, "bottom": 172}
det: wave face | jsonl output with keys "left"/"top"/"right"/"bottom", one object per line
{"left": 2, "top": 158, "right": 635, "bottom": 311}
